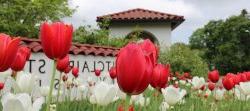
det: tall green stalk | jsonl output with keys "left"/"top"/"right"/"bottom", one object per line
{"left": 46, "top": 60, "right": 57, "bottom": 111}
{"left": 56, "top": 72, "right": 63, "bottom": 103}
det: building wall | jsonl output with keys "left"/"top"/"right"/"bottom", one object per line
{"left": 22, "top": 53, "right": 115, "bottom": 87}
{"left": 109, "top": 22, "right": 172, "bottom": 46}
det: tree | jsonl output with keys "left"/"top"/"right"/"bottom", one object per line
{"left": 0, "top": 0, "right": 74, "bottom": 38}
{"left": 190, "top": 10, "right": 250, "bottom": 75}
{"left": 159, "top": 43, "right": 209, "bottom": 77}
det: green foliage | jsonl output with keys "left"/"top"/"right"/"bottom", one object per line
{"left": 0, "top": 0, "right": 74, "bottom": 38}
{"left": 189, "top": 9, "right": 250, "bottom": 75}
{"left": 159, "top": 43, "right": 209, "bottom": 77}
{"left": 73, "top": 25, "right": 130, "bottom": 48}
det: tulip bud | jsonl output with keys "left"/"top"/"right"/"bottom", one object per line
{"left": 56, "top": 55, "right": 69, "bottom": 72}
{"left": 40, "top": 22, "right": 73, "bottom": 60}
{"left": 72, "top": 67, "right": 79, "bottom": 78}
{"left": 208, "top": 82, "right": 215, "bottom": 91}
{"left": 222, "top": 75, "right": 235, "bottom": 90}
{"left": 64, "top": 66, "right": 72, "bottom": 74}
{"left": 150, "top": 64, "right": 170, "bottom": 90}
{"left": 94, "top": 69, "right": 101, "bottom": 77}
{"left": 208, "top": 70, "right": 220, "bottom": 83}
{"left": 0, "top": 82, "right": 4, "bottom": 90}
{"left": 116, "top": 41, "right": 154, "bottom": 95}
{"left": 0, "top": 34, "right": 20, "bottom": 72}
{"left": 109, "top": 67, "right": 116, "bottom": 79}
{"left": 11, "top": 47, "right": 30, "bottom": 71}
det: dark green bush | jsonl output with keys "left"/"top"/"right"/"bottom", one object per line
{"left": 159, "top": 43, "right": 209, "bottom": 77}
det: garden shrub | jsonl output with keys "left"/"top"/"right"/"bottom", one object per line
{"left": 159, "top": 43, "right": 209, "bottom": 77}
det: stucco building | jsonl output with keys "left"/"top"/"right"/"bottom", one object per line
{"left": 97, "top": 8, "right": 185, "bottom": 46}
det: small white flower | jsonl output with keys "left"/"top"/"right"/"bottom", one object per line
{"left": 213, "top": 89, "right": 225, "bottom": 100}
{"left": 238, "top": 82, "right": 250, "bottom": 95}
{"left": 191, "top": 76, "right": 205, "bottom": 89}
{"left": 78, "top": 85, "right": 88, "bottom": 99}
{"left": 234, "top": 86, "right": 249, "bottom": 101}
{"left": 205, "top": 90, "right": 212, "bottom": 96}
{"left": 159, "top": 101, "right": 169, "bottom": 111}
{"left": 130, "top": 94, "right": 150, "bottom": 107}
{"left": 1, "top": 93, "right": 44, "bottom": 111}
{"left": 14, "top": 71, "right": 37, "bottom": 94}
{"left": 172, "top": 77, "right": 176, "bottom": 81}
{"left": 89, "top": 82, "right": 116, "bottom": 106}
{"left": 161, "top": 85, "right": 186, "bottom": 106}
{"left": 0, "top": 70, "right": 11, "bottom": 81}
{"left": 179, "top": 80, "right": 186, "bottom": 85}
{"left": 40, "top": 86, "right": 50, "bottom": 97}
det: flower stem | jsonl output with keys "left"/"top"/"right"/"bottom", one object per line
{"left": 126, "top": 95, "right": 131, "bottom": 110}
{"left": 46, "top": 60, "right": 57, "bottom": 111}
{"left": 56, "top": 72, "right": 63, "bottom": 103}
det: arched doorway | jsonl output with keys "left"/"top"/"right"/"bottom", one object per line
{"left": 125, "top": 30, "right": 159, "bottom": 45}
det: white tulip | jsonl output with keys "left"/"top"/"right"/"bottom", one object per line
{"left": 205, "top": 90, "right": 212, "bottom": 96}
{"left": 40, "top": 86, "right": 49, "bottom": 97}
{"left": 172, "top": 77, "right": 176, "bottom": 81}
{"left": 213, "top": 89, "right": 225, "bottom": 100}
{"left": 238, "top": 82, "right": 250, "bottom": 95}
{"left": 159, "top": 101, "right": 170, "bottom": 111}
{"left": 0, "top": 70, "right": 11, "bottom": 81}
{"left": 234, "top": 86, "right": 249, "bottom": 101}
{"left": 89, "top": 82, "right": 116, "bottom": 106}
{"left": 1, "top": 93, "right": 44, "bottom": 111}
{"left": 161, "top": 85, "right": 186, "bottom": 106}
{"left": 179, "top": 80, "right": 186, "bottom": 85}
{"left": 14, "top": 71, "right": 37, "bottom": 94}
{"left": 130, "top": 94, "right": 150, "bottom": 107}
{"left": 78, "top": 85, "right": 88, "bottom": 99}
{"left": 191, "top": 76, "right": 205, "bottom": 89}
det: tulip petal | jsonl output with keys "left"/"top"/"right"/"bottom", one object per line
{"left": 32, "top": 97, "right": 45, "bottom": 111}
{"left": 40, "top": 22, "right": 54, "bottom": 59}
{"left": 1, "top": 37, "right": 20, "bottom": 71}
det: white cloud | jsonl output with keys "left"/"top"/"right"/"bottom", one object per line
{"left": 63, "top": 0, "right": 250, "bottom": 43}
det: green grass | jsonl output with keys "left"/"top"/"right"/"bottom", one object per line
{"left": 39, "top": 89, "right": 250, "bottom": 111}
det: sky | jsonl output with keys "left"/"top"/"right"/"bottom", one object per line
{"left": 63, "top": 0, "right": 250, "bottom": 44}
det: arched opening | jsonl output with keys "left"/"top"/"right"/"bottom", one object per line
{"left": 125, "top": 30, "right": 159, "bottom": 45}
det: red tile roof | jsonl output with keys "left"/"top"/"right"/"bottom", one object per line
{"left": 20, "top": 37, "right": 119, "bottom": 57}
{"left": 97, "top": 8, "right": 184, "bottom": 29}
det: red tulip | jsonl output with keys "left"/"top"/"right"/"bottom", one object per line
{"left": 208, "top": 70, "right": 220, "bottom": 83}
{"left": 116, "top": 42, "right": 154, "bottom": 95}
{"left": 0, "top": 82, "right": 4, "bottom": 90}
{"left": 64, "top": 66, "right": 72, "bottom": 74}
{"left": 56, "top": 55, "right": 69, "bottom": 72}
{"left": 94, "top": 69, "right": 101, "bottom": 77}
{"left": 109, "top": 66, "right": 116, "bottom": 79}
{"left": 139, "top": 39, "right": 158, "bottom": 66}
{"left": 238, "top": 73, "right": 247, "bottom": 82}
{"left": 208, "top": 82, "right": 215, "bottom": 91}
{"left": 72, "top": 67, "right": 79, "bottom": 78}
{"left": 222, "top": 75, "right": 235, "bottom": 90}
{"left": 40, "top": 22, "right": 73, "bottom": 60}
{"left": 184, "top": 72, "right": 190, "bottom": 78}
{"left": 11, "top": 47, "right": 30, "bottom": 71}
{"left": 200, "top": 85, "right": 206, "bottom": 91}
{"left": 0, "top": 34, "right": 20, "bottom": 72}
{"left": 244, "top": 72, "right": 250, "bottom": 80}
{"left": 117, "top": 105, "right": 134, "bottom": 111}
{"left": 150, "top": 64, "right": 170, "bottom": 90}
